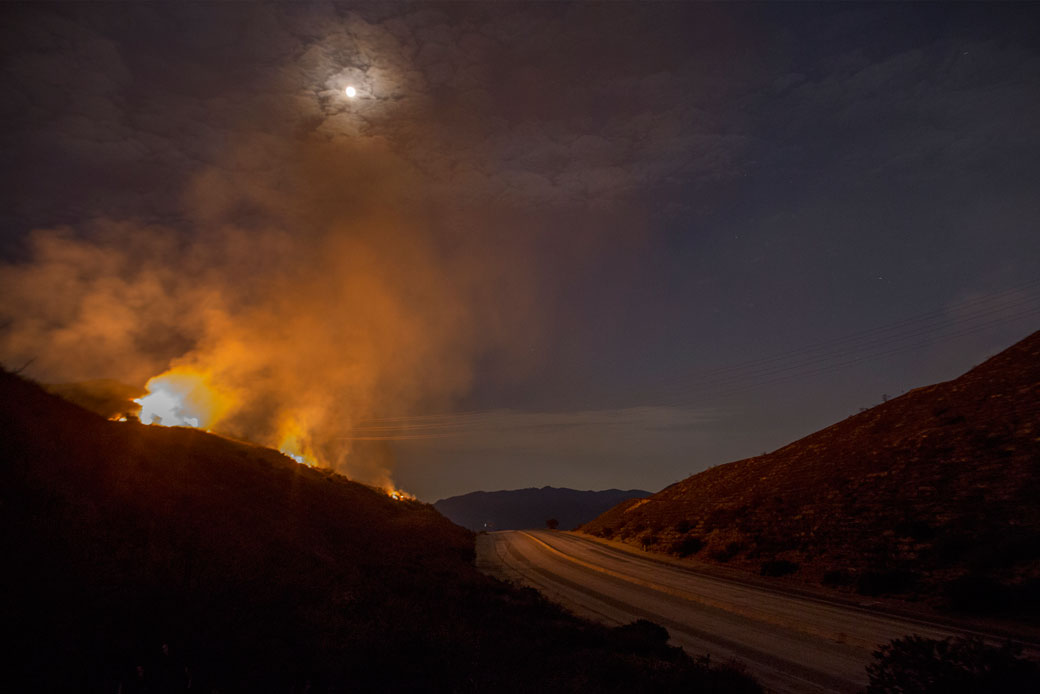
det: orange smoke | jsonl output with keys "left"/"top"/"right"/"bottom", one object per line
{"left": 0, "top": 98, "right": 604, "bottom": 495}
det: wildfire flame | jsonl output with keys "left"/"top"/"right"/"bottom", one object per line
{"left": 386, "top": 488, "right": 415, "bottom": 501}
{"left": 132, "top": 366, "right": 416, "bottom": 501}
{"left": 134, "top": 367, "right": 233, "bottom": 429}
{"left": 277, "top": 415, "right": 320, "bottom": 467}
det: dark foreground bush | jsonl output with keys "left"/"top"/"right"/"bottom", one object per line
{"left": 866, "top": 635, "right": 1040, "bottom": 693}
{"left": 610, "top": 619, "right": 671, "bottom": 655}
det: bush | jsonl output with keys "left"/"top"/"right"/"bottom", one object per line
{"left": 945, "top": 574, "right": 1010, "bottom": 614}
{"left": 945, "top": 575, "right": 1040, "bottom": 616}
{"left": 759, "top": 560, "right": 799, "bottom": 577}
{"left": 867, "top": 635, "right": 1040, "bottom": 693}
{"left": 893, "top": 519, "right": 936, "bottom": 540}
{"left": 670, "top": 536, "right": 704, "bottom": 557}
{"left": 822, "top": 569, "right": 853, "bottom": 587}
{"left": 711, "top": 541, "right": 744, "bottom": 562}
{"left": 609, "top": 619, "right": 670, "bottom": 656}
{"left": 856, "top": 569, "right": 917, "bottom": 596}
{"left": 674, "top": 519, "right": 692, "bottom": 534}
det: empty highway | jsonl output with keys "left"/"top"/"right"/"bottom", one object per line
{"left": 477, "top": 530, "right": 1040, "bottom": 693}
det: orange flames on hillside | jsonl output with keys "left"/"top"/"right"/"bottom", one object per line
{"left": 132, "top": 366, "right": 413, "bottom": 501}
{"left": 135, "top": 367, "right": 233, "bottom": 429}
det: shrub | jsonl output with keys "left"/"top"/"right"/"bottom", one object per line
{"left": 945, "top": 575, "right": 1040, "bottom": 616}
{"left": 759, "top": 560, "right": 799, "bottom": 577}
{"left": 965, "top": 528, "right": 1040, "bottom": 571}
{"left": 711, "top": 541, "right": 744, "bottom": 563}
{"left": 945, "top": 574, "right": 1009, "bottom": 614}
{"left": 856, "top": 569, "right": 916, "bottom": 596}
{"left": 674, "top": 519, "right": 692, "bottom": 534}
{"left": 893, "top": 519, "right": 936, "bottom": 540}
{"left": 822, "top": 569, "right": 853, "bottom": 587}
{"left": 609, "top": 619, "right": 670, "bottom": 656}
{"left": 866, "top": 635, "right": 1040, "bottom": 693}
{"left": 670, "top": 536, "right": 704, "bottom": 557}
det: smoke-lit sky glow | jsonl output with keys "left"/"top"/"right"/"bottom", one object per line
{"left": 2, "top": 3, "right": 1038, "bottom": 500}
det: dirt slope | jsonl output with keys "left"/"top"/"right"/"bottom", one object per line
{"left": 580, "top": 330, "right": 1040, "bottom": 613}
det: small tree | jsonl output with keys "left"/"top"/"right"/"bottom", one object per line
{"left": 545, "top": 518, "right": 559, "bottom": 530}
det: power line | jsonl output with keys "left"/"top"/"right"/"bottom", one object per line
{"left": 357, "top": 283, "right": 1039, "bottom": 435}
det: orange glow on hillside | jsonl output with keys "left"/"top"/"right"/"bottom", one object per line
{"left": 278, "top": 415, "right": 321, "bottom": 467}
{"left": 132, "top": 368, "right": 421, "bottom": 501}
{"left": 134, "top": 367, "right": 233, "bottom": 429}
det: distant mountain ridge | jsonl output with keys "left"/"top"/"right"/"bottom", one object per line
{"left": 435, "top": 486, "right": 652, "bottom": 531}
{"left": 580, "top": 330, "right": 1040, "bottom": 614}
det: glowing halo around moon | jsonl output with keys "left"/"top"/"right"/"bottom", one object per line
{"left": 345, "top": 85, "right": 357, "bottom": 98}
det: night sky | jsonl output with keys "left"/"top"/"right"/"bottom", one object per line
{"left": 2, "top": 2, "right": 1038, "bottom": 501}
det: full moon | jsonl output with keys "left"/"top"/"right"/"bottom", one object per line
{"left": 345, "top": 86, "right": 357, "bottom": 98}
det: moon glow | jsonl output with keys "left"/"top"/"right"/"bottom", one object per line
{"left": 345, "top": 85, "right": 357, "bottom": 98}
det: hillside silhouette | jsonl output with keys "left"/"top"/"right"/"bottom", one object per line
{"left": 1, "top": 369, "right": 759, "bottom": 692}
{"left": 435, "top": 486, "right": 651, "bottom": 531}
{"left": 581, "top": 330, "right": 1040, "bottom": 614}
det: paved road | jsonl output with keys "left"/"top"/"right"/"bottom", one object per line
{"left": 477, "top": 530, "right": 1040, "bottom": 694}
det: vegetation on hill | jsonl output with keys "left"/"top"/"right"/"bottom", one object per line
{"left": 1, "top": 369, "right": 759, "bottom": 692}
{"left": 43, "top": 378, "right": 143, "bottom": 419}
{"left": 580, "top": 331, "right": 1040, "bottom": 615}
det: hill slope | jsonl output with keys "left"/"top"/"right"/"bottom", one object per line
{"left": 435, "top": 486, "right": 651, "bottom": 531}
{"left": 581, "top": 330, "right": 1040, "bottom": 613}
{"left": 1, "top": 369, "right": 759, "bottom": 693}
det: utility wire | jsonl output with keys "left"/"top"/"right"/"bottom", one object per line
{"left": 357, "top": 283, "right": 1040, "bottom": 433}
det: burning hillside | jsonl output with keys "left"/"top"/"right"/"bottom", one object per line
{"left": 1, "top": 367, "right": 760, "bottom": 692}
{"left": 0, "top": 129, "right": 552, "bottom": 494}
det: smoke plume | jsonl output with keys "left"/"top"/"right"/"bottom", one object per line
{"left": 1, "top": 121, "right": 545, "bottom": 488}
{"left": 0, "top": 3, "right": 647, "bottom": 489}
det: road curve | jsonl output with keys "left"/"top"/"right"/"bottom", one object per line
{"left": 477, "top": 530, "right": 1040, "bottom": 694}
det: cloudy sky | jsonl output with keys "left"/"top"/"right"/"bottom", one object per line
{"left": 2, "top": 2, "right": 1038, "bottom": 501}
